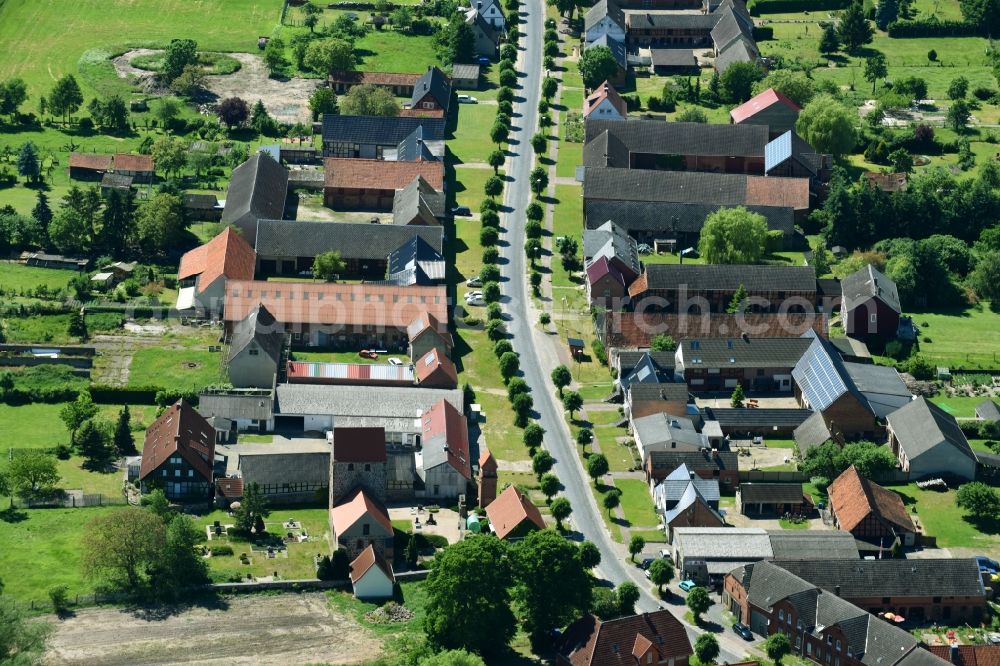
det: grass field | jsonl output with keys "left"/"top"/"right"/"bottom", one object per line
{"left": 452, "top": 166, "right": 495, "bottom": 211}
{"left": 450, "top": 104, "right": 501, "bottom": 165}
{"left": 615, "top": 478, "right": 659, "bottom": 528}
{"left": 0, "top": 263, "right": 78, "bottom": 293}
{"left": 1, "top": 312, "right": 123, "bottom": 344}
{"left": 127, "top": 329, "right": 224, "bottom": 390}
{"left": 930, "top": 394, "right": 987, "bottom": 418}
{"left": 0, "top": 402, "right": 69, "bottom": 449}
{"left": 888, "top": 483, "right": 1000, "bottom": 554}
{"left": 909, "top": 304, "right": 1000, "bottom": 369}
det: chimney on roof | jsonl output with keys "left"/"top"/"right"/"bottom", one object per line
{"left": 604, "top": 82, "right": 609, "bottom": 93}
{"left": 477, "top": 0, "right": 483, "bottom": 8}
{"left": 949, "top": 645, "right": 959, "bottom": 663}
{"left": 834, "top": 585, "right": 840, "bottom": 596}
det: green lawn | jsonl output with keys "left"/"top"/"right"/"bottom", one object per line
{"left": 353, "top": 30, "right": 438, "bottom": 73}
{"left": 930, "top": 395, "right": 987, "bottom": 418}
{"left": 888, "top": 483, "right": 1000, "bottom": 553}
{"left": 289, "top": 350, "right": 400, "bottom": 364}
{"left": 909, "top": 304, "right": 1000, "bottom": 369}
{"left": 615, "top": 478, "right": 659, "bottom": 528}
{"left": 588, "top": 409, "right": 623, "bottom": 426}
{"left": 765, "top": 438, "right": 797, "bottom": 449}
{"left": 449, "top": 104, "right": 500, "bottom": 165}
{"left": 0, "top": 402, "right": 70, "bottom": 449}
{"left": 127, "top": 329, "right": 225, "bottom": 390}
{"left": 0, "top": 263, "right": 78, "bottom": 293}
{"left": 452, "top": 165, "right": 494, "bottom": 211}
{"left": 1, "top": 312, "right": 123, "bottom": 344}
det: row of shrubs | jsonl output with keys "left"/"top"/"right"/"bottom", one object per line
{"left": 746, "top": 0, "right": 849, "bottom": 15}
{"left": 886, "top": 19, "right": 979, "bottom": 38}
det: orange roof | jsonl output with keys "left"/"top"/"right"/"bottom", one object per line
{"left": 407, "top": 312, "right": 453, "bottom": 349}
{"left": 330, "top": 487, "right": 393, "bottom": 536}
{"left": 479, "top": 447, "right": 497, "bottom": 473}
{"left": 414, "top": 348, "right": 458, "bottom": 388}
{"left": 745, "top": 175, "right": 810, "bottom": 211}
{"left": 349, "top": 544, "right": 395, "bottom": 584}
{"left": 223, "top": 280, "right": 449, "bottom": 330}
{"left": 215, "top": 477, "right": 244, "bottom": 498}
{"left": 421, "top": 398, "right": 471, "bottom": 479}
{"left": 584, "top": 81, "right": 628, "bottom": 119}
{"left": 928, "top": 645, "right": 1000, "bottom": 666}
{"left": 399, "top": 107, "right": 446, "bottom": 119}
{"left": 140, "top": 400, "right": 216, "bottom": 482}
{"left": 177, "top": 227, "right": 257, "bottom": 289}
{"left": 69, "top": 153, "right": 112, "bottom": 170}
{"left": 730, "top": 87, "right": 801, "bottom": 124}
{"left": 324, "top": 158, "right": 444, "bottom": 191}
{"left": 486, "top": 485, "right": 545, "bottom": 539}
{"left": 329, "top": 71, "right": 421, "bottom": 87}
{"left": 114, "top": 153, "right": 154, "bottom": 173}
{"left": 828, "top": 465, "right": 916, "bottom": 534}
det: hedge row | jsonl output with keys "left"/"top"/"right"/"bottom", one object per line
{"left": 89, "top": 385, "right": 161, "bottom": 405}
{"left": 752, "top": 25, "right": 774, "bottom": 40}
{"left": 886, "top": 19, "right": 979, "bottom": 37}
{"left": 747, "top": 0, "right": 848, "bottom": 15}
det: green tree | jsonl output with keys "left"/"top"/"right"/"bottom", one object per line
{"left": 947, "top": 99, "right": 971, "bottom": 131}
{"left": 580, "top": 541, "right": 601, "bottom": 569}
{"left": 551, "top": 365, "right": 571, "bottom": 396}
{"left": 764, "top": 632, "right": 792, "bottom": 666}
{"left": 67, "top": 308, "right": 88, "bottom": 340}
{"left": 484, "top": 174, "right": 504, "bottom": 198}
{"left": 154, "top": 97, "right": 181, "bottom": 127}
{"left": 16, "top": 141, "right": 40, "bottom": 184}
{"left": 578, "top": 46, "right": 619, "bottom": 89}
{"left": 532, "top": 449, "right": 554, "bottom": 477}
{"left": 436, "top": 14, "right": 476, "bottom": 65}
{"left": 864, "top": 53, "right": 888, "bottom": 94}
{"left": 313, "top": 251, "right": 346, "bottom": 281}
{"left": 650, "top": 334, "right": 677, "bottom": 351}
{"left": 819, "top": 24, "right": 840, "bottom": 55}
{"left": 550, "top": 496, "right": 572, "bottom": 529}
{"left": 136, "top": 192, "right": 186, "bottom": 254}
{"left": 420, "top": 650, "right": 487, "bottom": 666}
{"left": 839, "top": 442, "right": 897, "bottom": 477}
{"left": 676, "top": 107, "right": 708, "bottom": 123}
{"left": 960, "top": 0, "right": 1000, "bottom": 32}
{"left": 529, "top": 166, "right": 548, "bottom": 195}
{"left": 512, "top": 393, "right": 533, "bottom": 427}
{"left": 81, "top": 506, "right": 166, "bottom": 592}
{"left": 539, "top": 473, "right": 560, "bottom": 502}
{"left": 602, "top": 488, "right": 620, "bottom": 517}
{"left": 752, "top": 70, "right": 815, "bottom": 106}
{"left": 305, "top": 38, "right": 356, "bottom": 73}
{"left": 263, "top": 37, "right": 287, "bottom": 75}
{"left": 8, "top": 451, "right": 60, "bottom": 499}
{"left": 163, "top": 38, "right": 198, "bottom": 81}
{"left": 628, "top": 534, "right": 645, "bottom": 562}
{"left": 577, "top": 427, "right": 594, "bottom": 449}
{"left": 531, "top": 132, "right": 548, "bottom": 155}
{"left": 649, "top": 558, "right": 674, "bottom": 595}
{"left": 158, "top": 514, "right": 210, "bottom": 598}
{"left": 309, "top": 87, "right": 338, "bottom": 121}
{"left": 498, "top": 350, "right": 520, "bottom": 383}
{"left": 875, "top": 0, "right": 898, "bottom": 29}
{"left": 695, "top": 633, "right": 721, "bottom": 664}
{"left": 404, "top": 533, "right": 419, "bottom": 568}
{"left": 616, "top": 581, "right": 640, "bottom": 615}
{"left": 721, "top": 61, "right": 764, "bottom": 103}
{"left": 88, "top": 96, "right": 130, "bottom": 131}
{"left": 170, "top": 64, "right": 207, "bottom": 97}
{"left": 969, "top": 251, "right": 1000, "bottom": 301}
{"left": 888, "top": 148, "right": 913, "bottom": 174}
{"left": 488, "top": 148, "right": 506, "bottom": 173}
{"left": 0, "top": 599, "right": 50, "bottom": 664}
{"left": 490, "top": 121, "right": 509, "bottom": 146}
{"left": 424, "top": 536, "right": 516, "bottom": 655}
{"left": 796, "top": 94, "right": 856, "bottom": 157}
{"left": 49, "top": 74, "right": 84, "bottom": 123}
{"left": 686, "top": 586, "right": 711, "bottom": 623}
{"left": 542, "top": 77, "right": 558, "bottom": 99}
{"left": 77, "top": 418, "right": 114, "bottom": 469}
{"left": 810, "top": 237, "right": 835, "bottom": 276}
{"left": 99, "top": 189, "right": 137, "bottom": 258}
{"left": 151, "top": 136, "right": 188, "bottom": 179}
{"left": 32, "top": 190, "right": 52, "bottom": 241}
{"left": 727, "top": 283, "right": 749, "bottom": 314}
{"left": 730, "top": 384, "right": 746, "bottom": 408}
{"left": 110, "top": 406, "right": 137, "bottom": 457}
{"left": 142, "top": 488, "right": 173, "bottom": 523}
{"left": 511, "top": 530, "right": 593, "bottom": 649}
{"left": 524, "top": 422, "right": 546, "bottom": 450}
{"left": 838, "top": 1, "right": 874, "bottom": 52}
{"left": 562, "top": 390, "right": 583, "bottom": 419}
{"left": 699, "top": 207, "right": 768, "bottom": 264}
{"left": 0, "top": 77, "right": 29, "bottom": 122}
{"left": 956, "top": 481, "right": 1000, "bottom": 518}
{"left": 60, "top": 390, "right": 98, "bottom": 445}
{"left": 587, "top": 453, "right": 609, "bottom": 484}
{"left": 217, "top": 96, "right": 250, "bottom": 129}
{"left": 486, "top": 320, "right": 506, "bottom": 342}
{"left": 234, "top": 481, "right": 270, "bottom": 534}
{"left": 507, "top": 377, "right": 529, "bottom": 399}
{"left": 339, "top": 84, "right": 400, "bottom": 116}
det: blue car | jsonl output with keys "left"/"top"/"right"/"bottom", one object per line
{"left": 678, "top": 579, "right": 698, "bottom": 592}
{"left": 977, "top": 556, "right": 999, "bottom": 574}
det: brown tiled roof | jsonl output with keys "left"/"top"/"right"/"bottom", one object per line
{"left": 177, "top": 227, "right": 257, "bottom": 286}
{"left": 329, "top": 71, "right": 421, "bottom": 87}
{"left": 399, "top": 107, "right": 446, "bottom": 118}
{"left": 420, "top": 398, "right": 471, "bottom": 479}
{"left": 324, "top": 158, "right": 444, "bottom": 191}
{"left": 745, "top": 175, "right": 810, "bottom": 210}
{"left": 140, "top": 400, "right": 216, "bottom": 482}
{"left": 69, "top": 153, "right": 112, "bottom": 170}
{"left": 330, "top": 487, "right": 393, "bottom": 535}
{"left": 332, "top": 427, "right": 387, "bottom": 463}
{"left": 928, "top": 645, "right": 1000, "bottom": 666}
{"left": 828, "top": 465, "right": 916, "bottom": 534}
{"left": 485, "top": 485, "right": 545, "bottom": 539}
{"left": 114, "top": 153, "right": 154, "bottom": 173}
{"left": 349, "top": 544, "right": 395, "bottom": 583}
{"left": 222, "top": 280, "right": 449, "bottom": 329}
{"left": 479, "top": 447, "right": 497, "bottom": 472}
{"left": 215, "top": 477, "right": 244, "bottom": 498}
{"left": 584, "top": 81, "right": 628, "bottom": 118}
{"left": 414, "top": 348, "right": 458, "bottom": 389}
{"left": 600, "top": 311, "right": 827, "bottom": 348}
{"left": 557, "top": 610, "right": 693, "bottom": 666}
{"left": 407, "top": 312, "right": 453, "bottom": 349}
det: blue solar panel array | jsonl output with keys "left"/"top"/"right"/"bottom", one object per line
{"left": 791, "top": 333, "right": 848, "bottom": 411}
{"left": 764, "top": 130, "right": 793, "bottom": 173}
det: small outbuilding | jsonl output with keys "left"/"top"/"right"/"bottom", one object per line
{"left": 451, "top": 63, "right": 482, "bottom": 89}
{"left": 736, "top": 483, "right": 806, "bottom": 516}
{"left": 350, "top": 545, "right": 395, "bottom": 600}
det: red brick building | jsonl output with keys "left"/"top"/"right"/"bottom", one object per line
{"left": 556, "top": 610, "right": 692, "bottom": 666}
{"left": 324, "top": 158, "right": 444, "bottom": 211}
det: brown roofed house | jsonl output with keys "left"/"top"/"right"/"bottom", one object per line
{"left": 419, "top": 398, "right": 471, "bottom": 499}
{"left": 113, "top": 153, "right": 155, "bottom": 183}
{"left": 478, "top": 447, "right": 498, "bottom": 508}
{"left": 828, "top": 465, "right": 917, "bottom": 547}
{"left": 69, "top": 153, "right": 113, "bottom": 180}
{"left": 324, "top": 158, "right": 444, "bottom": 211}
{"left": 414, "top": 348, "right": 458, "bottom": 389}
{"left": 140, "top": 400, "right": 217, "bottom": 501}
{"left": 486, "top": 485, "right": 546, "bottom": 539}
{"left": 556, "top": 609, "right": 693, "bottom": 666}
{"left": 349, "top": 544, "right": 395, "bottom": 600}
{"left": 407, "top": 312, "right": 454, "bottom": 360}
{"left": 928, "top": 645, "right": 1000, "bottom": 666}
{"left": 175, "top": 227, "right": 256, "bottom": 315}
{"left": 331, "top": 426, "right": 388, "bottom": 503}
{"left": 330, "top": 487, "right": 394, "bottom": 560}
{"left": 584, "top": 81, "right": 628, "bottom": 120}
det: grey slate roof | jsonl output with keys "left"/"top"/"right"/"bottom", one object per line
{"left": 739, "top": 482, "right": 804, "bottom": 504}
{"left": 388, "top": 235, "right": 446, "bottom": 285}
{"left": 628, "top": 382, "right": 691, "bottom": 403}
{"left": 842, "top": 264, "right": 901, "bottom": 315}
{"left": 275, "top": 383, "right": 463, "bottom": 432}
{"left": 254, "top": 220, "right": 444, "bottom": 261}
{"left": 583, "top": 220, "right": 641, "bottom": 275}
{"left": 621, "top": 353, "right": 661, "bottom": 392}
{"left": 584, "top": 200, "right": 796, "bottom": 236}
{"left": 648, "top": 449, "right": 738, "bottom": 472}
{"left": 409, "top": 67, "right": 451, "bottom": 112}
{"left": 675, "top": 527, "right": 773, "bottom": 561}
{"left": 587, "top": 33, "right": 627, "bottom": 69}
{"left": 886, "top": 397, "right": 978, "bottom": 464}
{"left": 229, "top": 303, "right": 284, "bottom": 365}
{"left": 844, "top": 362, "right": 913, "bottom": 417}
{"left": 641, "top": 264, "right": 817, "bottom": 293}
{"left": 393, "top": 175, "right": 446, "bottom": 224}
{"left": 650, "top": 49, "right": 698, "bottom": 68}
{"left": 451, "top": 63, "right": 481, "bottom": 81}
{"left": 710, "top": 8, "right": 753, "bottom": 53}
{"left": 321, "top": 115, "right": 446, "bottom": 145}
{"left": 585, "top": 166, "right": 750, "bottom": 205}
{"left": 221, "top": 152, "right": 289, "bottom": 227}
{"left": 584, "top": 119, "right": 770, "bottom": 162}
{"left": 977, "top": 398, "right": 1000, "bottom": 421}
{"left": 702, "top": 407, "right": 813, "bottom": 429}
{"left": 715, "top": 37, "right": 758, "bottom": 73}
{"left": 582, "top": 129, "right": 630, "bottom": 169}
{"left": 618, "top": 350, "right": 677, "bottom": 375}
{"left": 769, "top": 558, "right": 986, "bottom": 600}
{"left": 768, "top": 531, "right": 859, "bottom": 560}
{"left": 396, "top": 126, "right": 438, "bottom": 162}
{"left": 663, "top": 481, "right": 723, "bottom": 524}
{"left": 199, "top": 392, "right": 274, "bottom": 421}
{"left": 659, "top": 464, "right": 721, "bottom": 503}
{"left": 678, "top": 336, "right": 812, "bottom": 369}
{"left": 794, "top": 410, "right": 832, "bottom": 455}
{"left": 634, "top": 412, "right": 707, "bottom": 451}
{"left": 585, "top": 0, "right": 624, "bottom": 31}
{"left": 630, "top": 12, "right": 718, "bottom": 29}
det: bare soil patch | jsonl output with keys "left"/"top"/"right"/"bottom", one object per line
{"left": 42, "top": 592, "right": 383, "bottom": 666}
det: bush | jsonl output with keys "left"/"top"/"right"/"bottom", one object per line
{"left": 463, "top": 315, "right": 482, "bottom": 327}
{"left": 211, "top": 545, "right": 235, "bottom": 556}
{"left": 887, "top": 20, "right": 978, "bottom": 37}
{"left": 592, "top": 339, "right": 607, "bottom": 366}
{"left": 49, "top": 585, "right": 70, "bottom": 614}
{"left": 482, "top": 246, "right": 500, "bottom": 264}
{"left": 973, "top": 86, "right": 995, "bottom": 101}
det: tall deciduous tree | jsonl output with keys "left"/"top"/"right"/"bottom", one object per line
{"left": 956, "top": 481, "right": 1000, "bottom": 518}
{"left": 752, "top": 70, "right": 815, "bottom": 106}
{"left": 308, "top": 86, "right": 338, "bottom": 121}
{"left": 699, "top": 207, "right": 769, "bottom": 264}
{"left": 562, "top": 390, "right": 583, "bottom": 419}
{"left": 587, "top": 453, "right": 609, "bottom": 484}
{"left": 163, "top": 38, "right": 198, "bottom": 82}
{"left": 796, "top": 94, "right": 856, "bottom": 157}
{"left": 435, "top": 15, "right": 475, "bottom": 66}
{"left": 313, "top": 250, "right": 346, "bottom": 281}
{"left": 864, "top": 53, "right": 888, "bottom": 93}
{"left": 720, "top": 61, "right": 764, "bottom": 103}
{"left": 578, "top": 46, "right": 618, "bottom": 90}
{"left": 0, "top": 77, "right": 29, "bottom": 122}
{"left": 136, "top": 192, "right": 186, "bottom": 254}
{"left": 686, "top": 586, "right": 711, "bottom": 623}
{"left": 838, "top": 1, "right": 874, "bottom": 52}
{"left": 82, "top": 507, "right": 166, "bottom": 592}
{"left": 649, "top": 558, "right": 674, "bottom": 594}
{"left": 60, "top": 390, "right": 98, "bottom": 445}
{"left": 157, "top": 515, "right": 210, "bottom": 598}
{"left": 424, "top": 536, "right": 517, "bottom": 655}
{"left": 764, "top": 632, "right": 792, "bottom": 665}
{"left": 695, "top": 634, "right": 721, "bottom": 664}
{"left": 49, "top": 74, "right": 83, "bottom": 123}
{"left": 339, "top": 84, "right": 399, "bottom": 116}
{"left": 8, "top": 451, "right": 60, "bottom": 499}
{"left": 550, "top": 496, "right": 572, "bottom": 529}
{"left": 151, "top": 136, "right": 188, "bottom": 179}
{"left": 628, "top": 535, "right": 645, "bottom": 562}
{"left": 551, "top": 365, "right": 571, "bottom": 396}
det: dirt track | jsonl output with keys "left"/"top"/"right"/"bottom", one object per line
{"left": 42, "top": 593, "right": 383, "bottom": 666}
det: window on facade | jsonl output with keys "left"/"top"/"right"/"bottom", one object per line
{"left": 347, "top": 463, "right": 354, "bottom": 471}
{"left": 778, "top": 610, "right": 785, "bottom": 621}
{"left": 249, "top": 349, "right": 259, "bottom": 356}
{"left": 174, "top": 469, "right": 181, "bottom": 476}
{"left": 188, "top": 469, "right": 194, "bottom": 477}
{"left": 170, "top": 456, "right": 180, "bottom": 464}
{"left": 786, "top": 615, "right": 792, "bottom": 625}
{"left": 870, "top": 313, "right": 877, "bottom": 323}
{"left": 817, "top": 648, "right": 822, "bottom": 660}
{"left": 806, "top": 644, "right": 812, "bottom": 655}
{"left": 363, "top": 524, "right": 370, "bottom": 536}
{"left": 827, "top": 636, "right": 832, "bottom": 645}
{"left": 365, "top": 464, "right": 371, "bottom": 472}
{"left": 836, "top": 641, "right": 841, "bottom": 652}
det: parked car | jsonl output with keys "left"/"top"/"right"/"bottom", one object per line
{"left": 387, "top": 357, "right": 403, "bottom": 366}
{"left": 464, "top": 291, "right": 483, "bottom": 301}
{"left": 639, "top": 557, "right": 655, "bottom": 570}
{"left": 977, "top": 556, "right": 999, "bottom": 574}
{"left": 658, "top": 549, "right": 671, "bottom": 560}
{"left": 732, "top": 623, "right": 754, "bottom": 641}
{"left": 458, "top": 94, "right": 478, "bottom": 104}
{"left": 466, "top": 276, "right": 483, "bottom": 287}
{"left": 477, "top": 56, "right": 491, "bottom": 65}
{"left": 678, "top": 579, "right": 697, "bottom": 592}
{"left": 451, "top": 205, "right": 472, "bottom": 216}
{"left": 466, "top": 295, "right": 486, "bottom": 306}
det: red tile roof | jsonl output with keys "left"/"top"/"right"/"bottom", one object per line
{"left": 584, "top": 81, "right": 628, "bottom": 119}
{"left": 479, "top": 447, "right": 497, "bottom": 473}
{"left": 928, "top": 645, "right": 1000, "bottom": 666}
{"left": 140, "top": 400, "right": 216, "bottom": 482}
{"left": 414, "top": 348, "right": 458, "bottom": 389}
{"left": 215, "top": 477, "right": 244, "bottom": 498}
{"left": 330, "top": 487, "right": 393, "bottom": 535}
{"left": 223, "top": 280, "right": 449, "bottom": 330}
{"left": 332, "top": 427, "right": 387, "bottom": 463}
{"left": 486, "top": 485, "right": 545, "bottom": 539}
{"left": 421, "top": 398, "right": 471, "bottom": 479}
{"left": 399, "top": 107, "right": 446, "bottom": 119}
{"left": 557, "top": 611, "right": 693, "bottom": 666}
{"left": 69, "top": 153, "right": 112, "bottom": 171}
{"left": 828, "top": 465, "right": 916, "bottom": 534}
{"left": 349, "top": 544, "right": 395, "bottom": 584}
{"left": 329, "top": 71, "right": 421, "bottom": 87}
{"left": 745, "top": 175, "right": 810, "bottom": 210}
{"left": 407, "top": 312, "right": 453, "bottom": 349}
{"left": 177, "top": 227, "right": 257, "bottom": 289}
{"left": 600, "top": 311, "right": 827, "bottom": 348}
{"left": 324, "top": 158, "right": 444, "bottom": 191}
{"left": 730, "top": 87, "right": 801, "bottom": 125}
{"left": 114, "top": 152, "right": 154, "bottom": 173}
